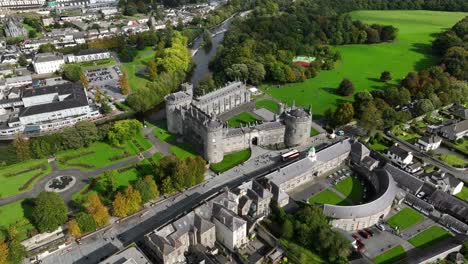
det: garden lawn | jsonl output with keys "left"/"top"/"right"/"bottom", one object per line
{"left": 170, "top": 144, "right": 198, "bottom": 160}
{"left": 0, "top": 159, "right": 51, "bottom": 198}
{"left": 262, "top": 10, "right": 468, "bottom": 118}
{"left": 408, "top": 226, "right": 452, "bottom": 249}
{"left": 122, "top": 47, "right": 156, "bottom": 92}
{"left": 456, "top": 186, "right": 468, "bottom": 201}
{"left": 453, "top": 139, "right": 468, "bottom": 155}
{"left": 255, "top": 99, "right": 279, "bottom": 113}
{"left": 437, "top": 154, "right": 467, "bottom": 168}
{"left": 334, "top": 177, "right": 364, "bottom": 204}
{"left": 387, "top": 207, "right": 425, "bottom": 231}
{"left": 153, "top": 121, "right": 176, "bottom": 142}
{"left": 310, "top": 127, "right": 320, "bottom": 137}
{"left": 373, "top": 245, "right": 406, "bottom": 264}
{"left": 80, "top": 58, "right": 117, "bottom": 70}
{"left": 57, "top": 133, "right": 152, "bottom": 171}
{"left": 210, "top": 149, "right": 251, "bottom": 173}
{"left": 279, "top": 239, "right": 325, "bottom": 263}
{"left": 309, "top": 189, "right": 350, "bottom": 206}
{"left": 391, "top": 126, "right": 421, "bottom": 144}
{"left": 0, "top": 200, "right": 35, "bottom": 241}
{"left": 227, "top": 112, "right": 260, "bottom": 127}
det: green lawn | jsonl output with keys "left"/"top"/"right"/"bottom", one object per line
{"left": 310, "top": 127, "right": 320, "bottom": 137}
{"left": 169, "top": 144, "right": 198, "bottom": 160}
{"left": 279, "top": 239, "right": 325, "bottom": 264}
{"left": 262, "top": 10, "right": 468, "bottom": 118}
{"left": 80, "top": 58, "right": 117, "bottom": 70}
{"left": 0, "top": 159, "right": 52, "bottom": 198}
{"left": 0, "top": 200, "right": 35, "bottom": 241}
{"left": 456, "top": 186, "right": 468, "bottom": 202}
{"left": 255, "top": 99, "right": 279, "bottom": 113}
{"left": 436, "top": 154, "right": 468, "bottom": 168}
{"left": 227, "top": 112, "right": 260, "bottom": 127}
{"left": 408, "top": 226, "right": 452, "bottom": 249}
{"left": 153, "top": 121, "right": 176, "bottom": 142}
{"left": 72, "top": 152, "right": 162, "bottom": 204}
{"left": 210, "top": 149, "right": 251, "bottom": 173}
{"left": 391, "top": 126, "right": 421, "bottom": 144}
{"left": 56, "top": 133, "right": 152, "bottom": 171}
{"left": 387, "top": 207, "right": 425, "bottom": 231}
{"left": 309, "top": 189, "right": 350, "bottom": 206}
{"left": 373, "top": 245, "right": 406, "bottom": 264}
{"left": 334, "top": 177, "right": 364, "bottom": 204}
{"left": 453, "top": 139, "right": 468, "bottom": 155}
{"left": 122, "top": 47, "right": 156, "bottom": 92}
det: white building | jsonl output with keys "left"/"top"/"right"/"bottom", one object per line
{"left": 416, "top": 135, "right": 442, "bottom": 151}
{"left": 66, "top": 48, "right": 110, "bottom": 63}
{"left": 33, "top": 52, "right": 65, "bottom": 74}
{"left": 386, "top": 143, "right": 413, "bottom": 168}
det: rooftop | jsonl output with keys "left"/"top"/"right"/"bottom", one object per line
{"left": 33, "top": 52, "right": 64, "bottom": 63}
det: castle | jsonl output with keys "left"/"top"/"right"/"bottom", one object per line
{"left": 164, "top": 81, "right": 313, "bottom": 163}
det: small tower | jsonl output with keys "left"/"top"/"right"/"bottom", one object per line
{"left": 204, "top": 114, "right": 224, "bottom": 163}
{"left": 284, "top": 106, "right": 312, "bottom": 147}
{"left": 164, "top": 84, "right": 193, "bottom": 134}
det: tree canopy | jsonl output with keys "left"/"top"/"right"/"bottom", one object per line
{"left": 31, "top": 192, "right": 68, "bottom": 233}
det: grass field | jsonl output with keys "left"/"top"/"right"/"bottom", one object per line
{"left": 153, "top": 121, "right": 176, "bottom": 142}
{"left": 169, "top": 144, "right": 198, "bottom": 159}
{"left": 122, "top": 47, "right": 156, "bottom": 92}
{"left": 373, "top": 245, "right": 406, "bottom": 264}
{"left": 387, "top": 208, "right": 425, "bottom": 231}
{"left": 210, "top": 149, "right": 251, "bottom": 173}
{"left": 227, "top": 112, "right": 260, "bottom": 127}
{"left": 309, "top": 189, "right": 350, "bottom": 206}
{"left": 391, "top": 126, "right": 421, "bottom": 144}
{"left": 279, "top": 239, "right": 325, "bottom": 263}
{"left": 334, "top": 177, "right": 364, "bottom": 204}
{"left": 408, "top": 226, "right": 452, "bottom": 249}
{"left": 56, "top": 133, "right": 152, "bottom": 171}
{"left": 72, "top": 152, "right": 163, "bottom": 204}
{"left": 80, "top": 58, "right": 117, "bottom": 70}
{"left": 255, "top": 99, "right": 279, "bottom": 113}
{"left": 0, "top": 200, "right": 35, "bottom": 241}
{"left": 436, "top": 153, "right": 468, "bottom": 168}
{"left": 262, "top": 10, "right": 468, "bottom": 118}
{"left": 0, "top": 159, "right": 52, "bottom": 198}
{"left": 310, "top": 127, "right": 320, "bottom": 137}
{"left": 456, "top": 186, "right": 468, "bottom": 201}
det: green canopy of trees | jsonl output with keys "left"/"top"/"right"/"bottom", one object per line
{"left": 31, "top": 192, "right": 68, "bottom": 233}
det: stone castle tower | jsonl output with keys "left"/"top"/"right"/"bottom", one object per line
{"left": 164, "top": 83, "right": 193, "bottom": 135}
{"left": 204, "top": 114, "right": 224, "bottom": 163}
{"left": 283, "top": 102, "right": 312, "bottom": 147}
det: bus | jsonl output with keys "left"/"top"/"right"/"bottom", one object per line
{"left": 281, "top": 149, "right": 300, "bottom": 161}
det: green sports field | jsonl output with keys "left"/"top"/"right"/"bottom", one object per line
{"left": 387, "top": 207, "right": 425, "bottom": 230}
{"left": 263, "top": 10, "right": 468, "bottom": 118}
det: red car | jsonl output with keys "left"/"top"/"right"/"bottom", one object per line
{"left": 358, "top": 230, "right": 371, "bottom": 239}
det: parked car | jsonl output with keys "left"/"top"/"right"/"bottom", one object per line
{"left": 365, "top": 229, "right": 374, "bottom": 237}
{"left": 358, "top": 230, "right": 370, "bottom": 239}
{"left": 376, "top": 223, "right": 386, "bottom": 231}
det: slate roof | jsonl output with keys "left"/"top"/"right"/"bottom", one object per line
{"left": 212, "top": 203, "right": 246, "bottom": 232}
{"left": 388, "top": 144, "right": 411, "bottom": 159}
{"left": 33, "top": 52, "right": 63, "bottom": 63}
{"left": 383, "top": 163, "right": 424, "bottom": 194}
{"left": 441, "top": 120, "right": 468, "bottom": 134}
{"left": 418, "top": 135, "right": 442, "bottom": 144}
{"left": 19, "top": 83, "right": 89, "bottom": 117}
{"left": 428, "top": 190, "right": 468, "bottom": 223}
{"left": 75, "top": 48, "right": 109, "bottom": 56}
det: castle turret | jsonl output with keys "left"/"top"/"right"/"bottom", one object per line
{"left": 164, "top": 84, "right": 193, "bottom": 134}
{"left": 284, "top": 107, "right": 312, "bottom": 147}
{"left": 204, "top": 114, "right": 224, "bottom": 163}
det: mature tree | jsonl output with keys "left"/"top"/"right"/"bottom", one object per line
{"left": 31, "top": 192, "right": 68, "bottom": 232}
{"left": 359, "top": 103, "right": 383, "bottom": 133}
{"left": 68, "top": 219, "right": 81, "bottom": 238}
{"left": 0, "top": 242, "right": 8, "bottom": 264}
{"left": 107, "top": 119, "right": 143, "bottom": 145}
{"left": 85, "top": 193, "right": 110, "bottom": 227}
{"left": 161, "top": 177, "right": 175, "bottom": 194}
{"left": 134, "top": 175, "right": 159, "bottom": 203}
{"left": 281, "top": 218, "right": 294, "bottom": 239}
{"left": 380, "top": 71, "right": 392, "bottom": 82}
{"left": 380, "top": 25, "right": 397, "bottom": 42}
{"left": 60, "top": 127, "right": 83, "bottom": 149}
{"left": 353, "top": 91, "right": 373, "bottom": 118}
{"left": 6, "top": 239, "right": 26, "bottom": 264}
{"left": 112, "top": 192, "right": 128, "bottom": 217}
{"left": 202, "top": 29, "right": 212, "bottom": 51}
{"left": 366, "top": 28, "right": 380, "bottom": 43}
{"left": 119, "top": 71, "right": 131, "bottom": 95}
{"left": 442, "top": 46, "right": 468, "bottom": 80}
{"left": 415, "top": 99, "right": 435, "bottom": 116}
{"left": 18, "top": 54, "right": 28, "bottom": 67}
{"left": 148, "top": 60, "right": 158, "bottom": 81}
{"left": 103, "top": 170, "right": 118, "bottom": 195}
{"left": 124, "top": 185, "right": 142, "bottom": 215}
{"left": 80, "top": 73, "right": 89, "bottom": 89}
{"left": 76, "top": 212, "right": 97, "bottom": 233}
{"left": 62, "top": 64, "right": 82, "bottom": 82}
{"left": 38, "top": 43, "right": 56, "bottom": 53}
{"left": 333, "top": 102, "right": 354, "bottom": 126}
{"left": 13, "top": 134, "right": 30, "bottom": 161}
{"left": 196, "top": 74, "right": 216, "bottom": 96}
{"left": 101, "top": 102, "right": 112, "bottom": 114}
{"left": 246, "top": 60, "right": 266, "bottom": 85}
{"left": 337, "top": 78, "right": 355, "bottom": 96}
{"left": 225, "top": 63, "right": 249, "bottom": 81}
{"left": 75, "top": 121, "right": 98, "bottom": 147}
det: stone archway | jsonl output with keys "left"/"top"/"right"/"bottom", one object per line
{"left": 252, "top": 137, "right": 258, "bottom": 146}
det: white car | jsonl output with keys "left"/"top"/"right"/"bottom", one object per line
{"left": 376, "top": 224, "right": 385, "bottom": 231}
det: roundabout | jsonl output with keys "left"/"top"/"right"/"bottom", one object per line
{"left": 45, "top": 176, "right": 76, "bottom": 193}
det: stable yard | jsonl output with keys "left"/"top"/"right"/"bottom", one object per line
{"left": 56, "top": 134, "right": 152, "bottom": 171}
{"left": 210, "top": 149, "right": 251, "bottom": 173}
{"left": 334, "top": 176, "right": 364, "bottom": 204}
{"left": 0, "top": 200, "right": 35, "bottom": 241}
{"left": 373, "top": 245, "right": 406, "bottom": 264}
{"left": 0, "top": 159, "right": 52, "bottom": 198}
{"left": 309, "top": 189, "right": 350, "bottom": 206}
{"left": 255, "top": 99, "right": 279, "bottom": 113}
{"left": 262, "top": 10, "right": 468, "bottom": 118}
{"left": 227, "top": 112, "right": 260, "bottom": 127}
{"left": 408, "top": 225, "right": 452, "bottom": 249}
{"left": 387, "top": 207, "right": 425, "bottom": 231}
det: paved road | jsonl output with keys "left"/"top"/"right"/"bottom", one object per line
{"left": 0, "top": 127, "right": 164, "bottom": 207}
{"left": 385, "top": 131, "right": 467, "bottom": 181}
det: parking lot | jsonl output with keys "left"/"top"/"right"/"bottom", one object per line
{"left": 85, "top": 65, "right": 126, "bottom": 101}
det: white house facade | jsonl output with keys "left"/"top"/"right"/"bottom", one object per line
{"left": 33, "top": 53, "right": 65, "bottom": 74}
